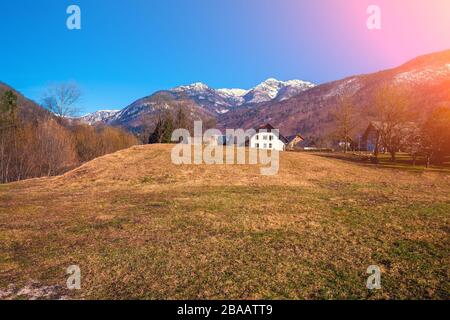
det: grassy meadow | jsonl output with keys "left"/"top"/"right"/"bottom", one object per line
{"left": 313, "top": 152, "right": 450, "bottom": 173}
{"left": 0, "top": 145, "right": 449, "bottom": 299}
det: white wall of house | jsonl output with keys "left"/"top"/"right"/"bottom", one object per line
{"left": 250, "top": 132, "right": 285, "bottom": 151}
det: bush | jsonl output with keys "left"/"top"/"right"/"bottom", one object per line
{"left": 70, "top": 124, "right": 139, "bottom": 163}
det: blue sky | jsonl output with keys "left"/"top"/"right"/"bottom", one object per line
{"left": 1, "top": 0, "right": 449, "bottom": 114}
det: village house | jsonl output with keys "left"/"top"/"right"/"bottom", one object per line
{"left": 202, "top": 123, "right": 304, "bottom": 152}
{"left": 361, "top": 121, "right": 419, "bottom": 154}
{"left": 249, "top": 124, "right": 290, "bottom": 151}
{"left": 287, "top": 134, "right": 305, "bottom": 150}
{"left": 361, "top": 121, "right": 383, "bottom": 153}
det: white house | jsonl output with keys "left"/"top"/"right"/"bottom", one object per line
{"left": 249, "top": 124, "right": 289, "bottom": 151}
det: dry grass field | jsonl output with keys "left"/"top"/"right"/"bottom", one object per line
{"left": 0, "top": 144, "right": 449, "bottom": 299}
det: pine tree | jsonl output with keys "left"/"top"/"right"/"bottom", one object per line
{"left": 0, "top": 90, "right": 18, "bottom": 129}
{"left": 148, "top": 117, "right": 164, "bottom": 144}
{"left": 161, "top": 113, "right": 174, "bottom": 143}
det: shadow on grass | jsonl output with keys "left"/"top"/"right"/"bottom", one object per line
{"left": 308, "top": 152, "right": 450, "bottom": 173}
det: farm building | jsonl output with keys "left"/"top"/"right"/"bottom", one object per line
{"left": 249, "top": 124, "right": 290, "bottom": 151}
{"left": 361, "top": 121, "right": 419, "bottom": 153}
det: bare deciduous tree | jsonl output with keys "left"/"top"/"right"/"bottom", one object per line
{"left": 42, "top": 82, "right": 82, "bottom": 119}
{"left": 1, "top": 86, "right": 137, "bottom": 183}
{"left": 420, "top": 106, "right": 450, "bottom": 167}
{"left": 332, "top": 94, "right": 358, "bottom": 153}
{"left": 373, "top": 85, "right": 414, "bottom": 162}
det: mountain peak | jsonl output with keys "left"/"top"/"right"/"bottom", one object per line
{"left": 216, "top": 88, "right": 248, "bottom": 97}
{"left": 262, "top": 78, "right": 281, "bottom": 83}
{"left": 245, "top": 78, "right": 316, "bottom": 104}
{"left": 167, "top": 78, "right": 316, "bottom": 110}
{"left": 190, "top": 82, "right": 209, "bottom": 89}
{"left": 79, "top": 110, "right": 120, "bottom": 125}
{"left": 173, "top": 82, "right": 210, "bottom": 92}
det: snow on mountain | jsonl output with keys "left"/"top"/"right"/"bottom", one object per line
{"left": 242, "top": 78, "right": 286, "bottom": 104}
{"left": 216, "top": 88, "right": 248, "bottom": 107}
{"left": 216, "top": 88, "right": 248, "bottom": 97}
{"left": 172, "top": 82, "right": 211, "bottom": 94}
{"left": 107, "top": 78, "right": 316, "bottom": 128}
{"left": 170, "top": 82, "right": 232, "bottom": 113}
{"left": 216, "top": 109, "right": 230, "bottom": 114}
{"left": 243, "top": 78, "right": 315, "bottom": 104}
{"left": 168, "top": 78, "right": 315, "bottom": 111}
{"left": 275, "top": 80, "right": 317, "bottom": 101}
{"left": 394, "top": 63, "right": 450, "bottom": 85}
{"left": 79, "top": 110, "right": 120, "bottom": 125}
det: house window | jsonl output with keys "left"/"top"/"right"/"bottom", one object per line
{"left": 269, "top": 135, "right": 273, "bottom": 141}
{"left": 263, "top": 135, "right": 268, "bottom": 140}
{"left": 269, "top": 143, "right": 272, "bottom": 148}
{"left": 256, "top": 143, "right": 259, "bottom": 148}
{"left": 256, "top": 135, "right": 259, "bottom": 140}
{"left": 263, "top": 143, "right": 267, "bottom": 148}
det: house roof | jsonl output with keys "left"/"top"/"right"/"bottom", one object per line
{"left": 286, "top": 134, "right": 305, "bottom": 143}
{"left": 256, "top": 123, "right": 276, "bottom": 132}
{"left": 255, "top": 123, "right": 289, "bottom": 143}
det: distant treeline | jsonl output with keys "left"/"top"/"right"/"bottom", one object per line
{"left": 141, "top": 103, "right": 216, "bottom": 145}
{"left": 0, "top": 90, "right": 137, "bottom": 184}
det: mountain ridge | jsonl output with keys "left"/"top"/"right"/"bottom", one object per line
{"left": 94, "top": 78, "right": 316, "bottom": 129}
{"left": 6, "top": 50, "right": 450, "bottom": 140}
{"left": 78, "top": 110, "right": 120, "bottom": 125}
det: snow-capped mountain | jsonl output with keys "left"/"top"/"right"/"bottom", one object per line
{"left": 79, "top": 110, "right": 120, "bottom": 125}
{"left": 171, "top": 82, "right": 233, "bottom": 114}
{"left": 168, "top": 78, "right": 315, "bottom": 113}
{"left": 275, "top": 80, "right": 317, "bottom": 101}
{"left": 394, "top": 62, "right": 450, "bottom": 85}
{"left": 216, "top": 88, "right": 248, "bottom": 107}
{"left": 109, "top": 78, "right": 315, "bottom": 130}
{"left": 243, "top": 78, "right": 316, "bottom": 104}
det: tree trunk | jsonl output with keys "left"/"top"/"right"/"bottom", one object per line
{"left": 390, "top": 151, "right": 396, "bottom": 162}
{"left": 373, "top": 133, "right": 380, "bottom": 159}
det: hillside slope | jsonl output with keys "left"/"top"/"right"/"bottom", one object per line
{"left": 0, "top": 82, "right": 50, "bottom": 121}
{"left": 0, "top": 145, "right": 449, "bottom": 299}
{"left": 218, "top": 50, "right": 450, "bottom": 138}
{"left": 88, "top": 50, "right": 450, "bottom": 140}
{"left": 110, "top": 91, "right": 216, "bottom": 131}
